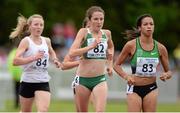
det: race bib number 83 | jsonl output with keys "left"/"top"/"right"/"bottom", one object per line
{"left": 136, "top": 57, "right": 159, "bottom": 76}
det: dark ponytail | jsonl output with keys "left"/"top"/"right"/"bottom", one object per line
{"left": 123, "top": 14, "right": 153, "bottom": 40}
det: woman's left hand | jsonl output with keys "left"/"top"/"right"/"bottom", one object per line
{"left": 160, "top": 71, "right": 172, "bottom": 82}
{"left": 53, "top": 59, "right": 62, "bottom": 69}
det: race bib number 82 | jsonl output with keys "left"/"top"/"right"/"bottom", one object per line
{"left": 87, "top": 38, "right": 107, "bottom": 58}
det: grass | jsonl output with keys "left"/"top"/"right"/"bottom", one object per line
{"left": 1, "top": 99, "right": 180, "bottom": 112}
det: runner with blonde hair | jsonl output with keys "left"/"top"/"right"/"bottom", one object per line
{"left": 10, "top": 14, "right": 61, "bottom": 112}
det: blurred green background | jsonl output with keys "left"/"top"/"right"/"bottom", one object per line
{"left": 0, "top": 0, "right": 179, "bottom": 53}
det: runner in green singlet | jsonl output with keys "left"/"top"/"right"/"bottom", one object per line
{"left": 67, "top": 6, "right": 114, "bottom": 112}
{"left": 114, "top": 14, "right": 172, "bottom": 112}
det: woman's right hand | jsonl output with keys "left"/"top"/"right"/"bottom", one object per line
{"left": 125, "top": 75, "right": 135, "bottom": 85}
{"left": 31, "top": 51, "right": 44, "bottom": 61}
{"left": 91, "top": 38, "right": 101, "bottom": 48}
{"left": 107, "top": 67, "right": 113, "bottom": 77}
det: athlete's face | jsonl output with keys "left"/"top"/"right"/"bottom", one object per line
{"left": 29, "top": 17, "right": 44, "bottom": 37}
{"left": 139, "top": 17, "right": 154, "bottom": 37}
{"left": 90, "top": 11, "right": 104, "bottom": 31}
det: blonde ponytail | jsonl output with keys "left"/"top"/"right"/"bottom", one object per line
{"left": 9, "top": 14, "right": 29, "bottom": 39}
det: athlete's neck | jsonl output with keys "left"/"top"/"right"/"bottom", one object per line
{"left": 140, "top": 35, "right": 153, "bottom": 44}
{"left": 89, "top": 28, "right": 101, "bottom": 34}
{"left": 29, "top": 35, "right": 42, "bottom": 44}
{"left": 30, "top": 35, "right": 41, "bottom": 40}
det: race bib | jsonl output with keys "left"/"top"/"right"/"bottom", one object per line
{"left": 71, "top": 75, "right": 79, "bottom": 88}
{"left": 87, "top": 38, "right": 107, "bottom": 58}
{"left": 136, "top": 57, "right": 159, "bottom": 76}
{"left": 33, "top": 49, "right": 49, "bottom": 69}
{"left": 126, "top": 85, "right": 134, "bottom": 94}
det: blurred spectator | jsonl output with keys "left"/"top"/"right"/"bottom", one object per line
{"left": 64, "top": 20, "right": 76, "bottom": 48}
{"left": 51, "top": 23, "right": 65, "bottom": 49}
{"left": 51, "top": 23, "right": 66, "bottom": 60}
{"left": 173, "top": 43, "right": 180, "bottom": 100}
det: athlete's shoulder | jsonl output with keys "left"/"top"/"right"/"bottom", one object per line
{"left": 126, "top": 38, "right": 136, "bottom": 46}
{"left": 121, "top": 39, "right": 136, "bottom": 52}
{"left": 43, "top": 36, "right": 50, "bottom": 41}
{"left": 156, "top": 41, "right": 167, "bottom": 52}
{"left": 102, "top": 29, "right": 111, "bottom": 34}
{"left": 78, "top": 28, "right": 88, "bottom": 33}
{"left": 155, "top": 40, "right": 168, "bottom": 57}
{"left": 121, "top": 38, "right": 136, "bottom": 55}
{"left": 20, "top": 36, "right": 29, "bottom": 44}
{"left": 155, "top": 40, "right": 164, "bottom": 48}
{"left": 41, "top": 36, "right": 51, "bottom": 44}
{"left": 102, "top": 29, "right": 111, "bottom": 38}
{"left": 76, "top": 28, "right": 88, "bottom": 36}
